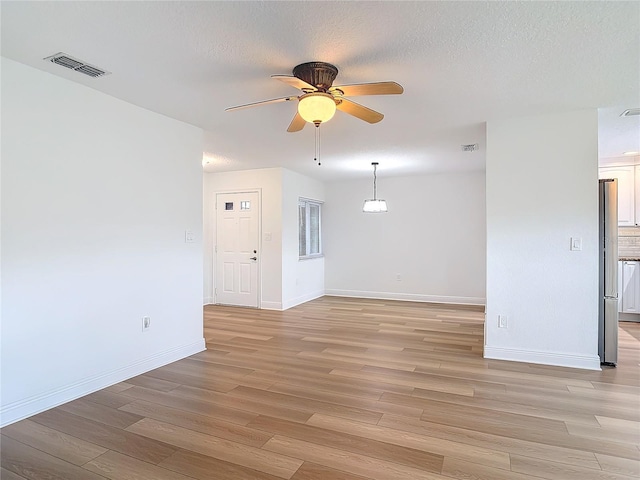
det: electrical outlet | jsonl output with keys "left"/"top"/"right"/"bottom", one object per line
{"left": 498, "top": 315, "right": 508, "bottom": 328}
{"left": 396, "top": 274, "right": 402, "bottom": 281}
{"left": 142, "top": 316, "right": 151, "bottom": 332}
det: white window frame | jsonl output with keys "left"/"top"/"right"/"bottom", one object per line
{"left": 299, "top": 198, "right": 323, "bottom": 260}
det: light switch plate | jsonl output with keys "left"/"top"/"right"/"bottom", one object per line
{"left": 570, "top": 237, "right": 582, "bottom": 251}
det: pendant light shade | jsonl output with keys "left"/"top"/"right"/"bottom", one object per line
{"left": 363, "top": 162, "right": 388, "bottom": 213}
{"left": 297, "top": 92, "right": 336, "bottom": 124}
{"left": 362, "top": 199, "right": 388, "bottom": 213}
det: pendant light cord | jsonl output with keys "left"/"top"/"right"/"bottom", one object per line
{"left": 373, "top": 162, "right": 378, "bottom": 199}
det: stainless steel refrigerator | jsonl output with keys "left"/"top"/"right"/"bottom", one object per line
{"left": 599, "top": 178, "right": 618, "bottom": 366}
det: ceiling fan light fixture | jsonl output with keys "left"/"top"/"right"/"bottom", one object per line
{"left": 298, "top": 92, "right": 336, "bottom": 124}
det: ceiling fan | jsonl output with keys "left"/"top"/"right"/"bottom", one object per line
{"left": 225, "top": 62, "right": 404, "bottom": 132}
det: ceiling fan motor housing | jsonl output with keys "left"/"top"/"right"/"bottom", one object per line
{"left": 293, "top": 62, "right": 338, "bottom": 91}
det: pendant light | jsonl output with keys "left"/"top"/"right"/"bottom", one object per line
{"left": 363, "top": 162, "right": 388, "bottom": 213}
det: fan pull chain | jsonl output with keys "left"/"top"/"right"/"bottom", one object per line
{"left": 314, "top": 122, "right": 321, "bottom": 166}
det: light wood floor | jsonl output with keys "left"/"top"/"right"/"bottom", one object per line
{"left": 2, "top": 297, "right": 639, "bottom": 479}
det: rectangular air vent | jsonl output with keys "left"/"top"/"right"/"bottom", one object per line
{"left": 621, "top": 108, "right": 640, "bottom": 117}
{"left": 461, "top": 144, "right": 479, "bottom": 152}
{"left": 43, "top": 53, "right": 111, "bottom": 78}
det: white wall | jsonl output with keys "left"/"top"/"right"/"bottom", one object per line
{"left": 0, "top": 58, "right": 205, "bottom": 426}
{"left": 324, "top": 172, "right": 486, "bottom": 304}
{"left": 282, "top": 169, "right": 325, "bottom": 309}
{"left": 485, "top": 109, "right": 600, "bottom": 370}
{"left": 203, "top": 168, "right": 283, "bottom": 309}
{"left": 203, "top": 168, "right": 325, "bottom": 310}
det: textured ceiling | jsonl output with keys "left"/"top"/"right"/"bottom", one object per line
{"left": 1, "top": 1, "right": 639, "bottom": 181}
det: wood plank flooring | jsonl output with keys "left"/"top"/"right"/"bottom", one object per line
{"left": 2, "top": 296, "right": 639, "bottom": 479}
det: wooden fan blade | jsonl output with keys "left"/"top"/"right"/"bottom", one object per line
{"left": 225, "top": 96, "right": 297, "bottom": 112}
{"left": 272, "top": 75, "right": 317, "bottom": 92}
{"left": 336, "top": 98, "right": 384, "bottom": 124}
{"left": 287, "top": 112, "right": 306, "bottom": 132}
{"left": 330, "top": 82, "right": 403, "bottom": 96}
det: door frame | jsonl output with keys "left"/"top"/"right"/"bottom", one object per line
{"left": 213, "top": 189, "right": 262, "bottom": 308}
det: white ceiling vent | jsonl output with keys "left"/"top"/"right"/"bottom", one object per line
{"left": 461, "top": 144, "right": 479, "bottom": 152}
{"left": 620, "top": 108, "right": 640, "bottom": 117}
{"left": 43, "top": 53, "right": 111, "bottom": 78}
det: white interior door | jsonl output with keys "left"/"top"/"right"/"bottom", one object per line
{"left": 215, "top": 192, "right": 260, "bottom": 307}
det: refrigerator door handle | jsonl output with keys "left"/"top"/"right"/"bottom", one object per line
{"left": 604, "top": 180, "right": 619, "bottom": 298}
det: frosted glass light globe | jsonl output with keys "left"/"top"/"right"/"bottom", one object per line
{"left": 298, "top": 93, "right": 336, "bottom": 124}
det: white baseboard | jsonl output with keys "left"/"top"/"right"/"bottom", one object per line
{"left": 483, "top": 345, "right": 601, "bottom": 371}
{"left": 325, "top": 289, "right": 485, "bottom": 307}
{"left": 260, "top": 301, "right": 283, "bottom": 310}
{"left": 252, "top": 290, "right": 482, "bottom": 311}
{"left": 282, "top": 290, "right": 325, "bottom": 311}
{"left": 0, "top": 339, "right": 206, "bottom": 428}
{"left": 619, "top": 313, "right": 640, "bottom": 322}
{"left": 203, "top": 296, "right": 214, "bottom": 305}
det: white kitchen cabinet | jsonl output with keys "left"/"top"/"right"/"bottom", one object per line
{"left": 599, "top": 166, "right": 635, "bottom": 226}
{"left": 621, "top": 260, "right": 640, "bottom": 313}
